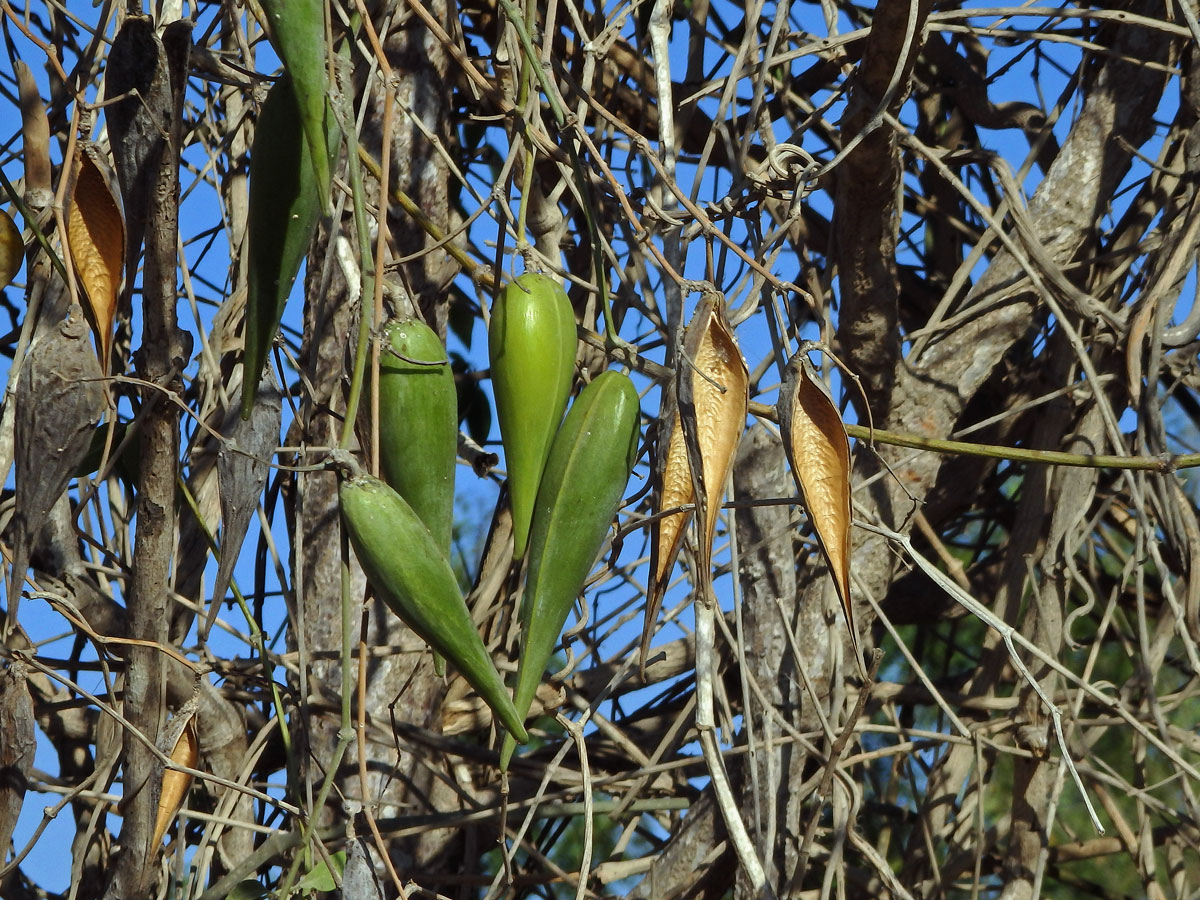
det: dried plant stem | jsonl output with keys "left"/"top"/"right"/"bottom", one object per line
{"left": 757, "top": 400, "right": 1200, "bottom": 470}
{"left": 278, "top": 536, "right": 357, "bottom": 896}
{"left": 794, "top": 650, "right": 881, "bottom": 887}
{"left": 557, "top": 713, "right": 595, "bottom": 900}
{"left": 859, "top": 581, "right": 971, "bottom": 736}
{"left": 14, "top": 651, "right": 297, "bottom": 813}
{"left": 648, "top": 0, "right": 683, "bottom": 343}
{"left": 861, "top": 523, "right": 1106, "bottom": 833}
{"left": 492, "top": 0, "right": 627, "bottom": 346}
{"left": 332, "top": 53, "right": 378, "bottom": 453}
{"left": 357, "top": 635, "right": 410, "bottom": 899}
{"left": 488, "top": 724, "right": 582, "bottom": 900}
{"left": 696, "top": 597, "right": 773, "bottom": 897}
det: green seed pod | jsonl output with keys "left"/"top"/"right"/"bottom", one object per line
{"left": 374, "top": 318, "right": 457, "bottom": 677}
{"left": 338, "top": 467, "right": 528, "bottom": 744}
{"left": 500, "top": 371, "right": 640, "bottom": 769}
{"left": 241, "top": 74, "right": 337, "bottom": 419}
{"left": 260, "top": 0, "right": 331, "bottom": 202}
{"left": 488, "top": 273, "right": 577, "bottom": 560}
{"left": 377, "top": 318, "right": 457, "bottom": 554}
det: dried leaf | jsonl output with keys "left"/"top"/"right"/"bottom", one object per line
{"left": 0, "top": 208, "right": 21, "bottom": 290}
{"left": 342, "top": 838, "right": 384, "bottom": 900}
{"left": 643, "top": 297, "right": 748, "bottom": 670}
{"left": 8, "top": 305, "right": 106, "bottom": 623}
{"left": 205, "top": 383, "right": 282, "bottom": 638}
{"left": 0, "top": 662, "right": 35, "bottom": 855}
{"left": 777, "top": 350, "right": 859, "bottom": 662}
{"left": 153, "top": 701, "right": 199, "bottom": 846}
{"left": 105, "top": 16, "right": 174, "bottom": 289}
{"left": 67, "top": 146, "right": 125, "bottom": 368}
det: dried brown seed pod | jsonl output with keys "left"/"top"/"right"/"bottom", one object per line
{"left": 7, "top": 306, "right": 106, "bottom": 624}
{"left": 777, "top": 350, "right": 859, "bottom": 665}
{"left": 643, "top": 296, "right": 748, "bottom": 673}
{"left": 66, "top": 146, "right": 125, "bottom": 369}
{"left": 152, "top": 698, "right": 199, "bottom": 847}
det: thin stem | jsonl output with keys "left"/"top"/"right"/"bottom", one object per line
{"left": 747, "top": 400, "right": 1200, "bottom": 471}
{"left": 696, "top": 597, "right": 774, "bottom": 895}
{"left": 493, "top": 0, "right": 627, "bottom": 347}
{"left": 860, "top": 521, "right": 1114, "bottom": 833}
{"left": 334, "top": 51, "right": 378, "bottom": 452}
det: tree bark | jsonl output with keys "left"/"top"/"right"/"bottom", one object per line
{"left": 103, "top": 19, "right": 191, "bottom": 900}
{"left": 287, "top": 0, "right": 465, "bottom": 878}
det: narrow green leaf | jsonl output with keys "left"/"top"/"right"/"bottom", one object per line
{"left": 241, "top": 74, "right": 336, "bottom": 418}
{"left": 260, "top": 0, "right": 332, "bottom": 205}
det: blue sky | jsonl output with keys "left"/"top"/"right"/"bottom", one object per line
{"left": 0, "top": 1, "right": 1192, "bottom": 893}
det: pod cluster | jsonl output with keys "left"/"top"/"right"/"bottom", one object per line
{"left": 335, "top": 274, "right": 641, "bottom": 760}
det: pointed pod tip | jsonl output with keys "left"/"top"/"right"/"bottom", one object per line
{"left": 239, "top": 363, "right": 261, "bottom": 421}
{"left": 499, "top": 712, "right": 529, "bottom": 748}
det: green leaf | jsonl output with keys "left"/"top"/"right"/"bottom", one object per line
{"left": 226, "top": 880, "right": 269, "bottom": 900}
{"left": 296, "top": 850, "right": 346, "bottom": 893}
{"left": 241, "top": 74, "right": 337, "bottom": 418}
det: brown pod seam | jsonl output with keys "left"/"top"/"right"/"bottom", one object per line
{"left": 777, "top": 350, "right": 860, "bottom": 666}
{"left": 643, "top": 296, "right": 748, "bottom": 673}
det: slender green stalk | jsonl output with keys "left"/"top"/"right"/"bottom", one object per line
{"left": 515, "top": 143, "right": 536, "bottom": 258}
{"left": 843, "top": 423, "right": 1199, "bottom": 472}
{"left": 746, "top": 400, "right": 1200, "bottom": 471}
{"left": 494, "top": 0, "right": 629, "bottom": 349}
{"left": 333, "top": 53, "right": 378, "bottom": 452}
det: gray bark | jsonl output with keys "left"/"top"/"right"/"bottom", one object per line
{"left": 287, "top": 0, "right": 467, "bottom": 878}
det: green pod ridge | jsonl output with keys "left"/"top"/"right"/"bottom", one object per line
{"left": 260, "top": 0, "right": 331, "bottom": 203}
{"left": 377, "top": 318, "right": 457, "bottom": 554}
{"left": 488, "top": 273, "right": 577, "bottom": 560}
{"left": 339, "top": 472, "right": 529, "bottom": 744}
{"left": 241, "top": 74, "right": 337, "bottom": 419}
{"left": 500, "top": 371, "right": 640, "bottom": 769}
